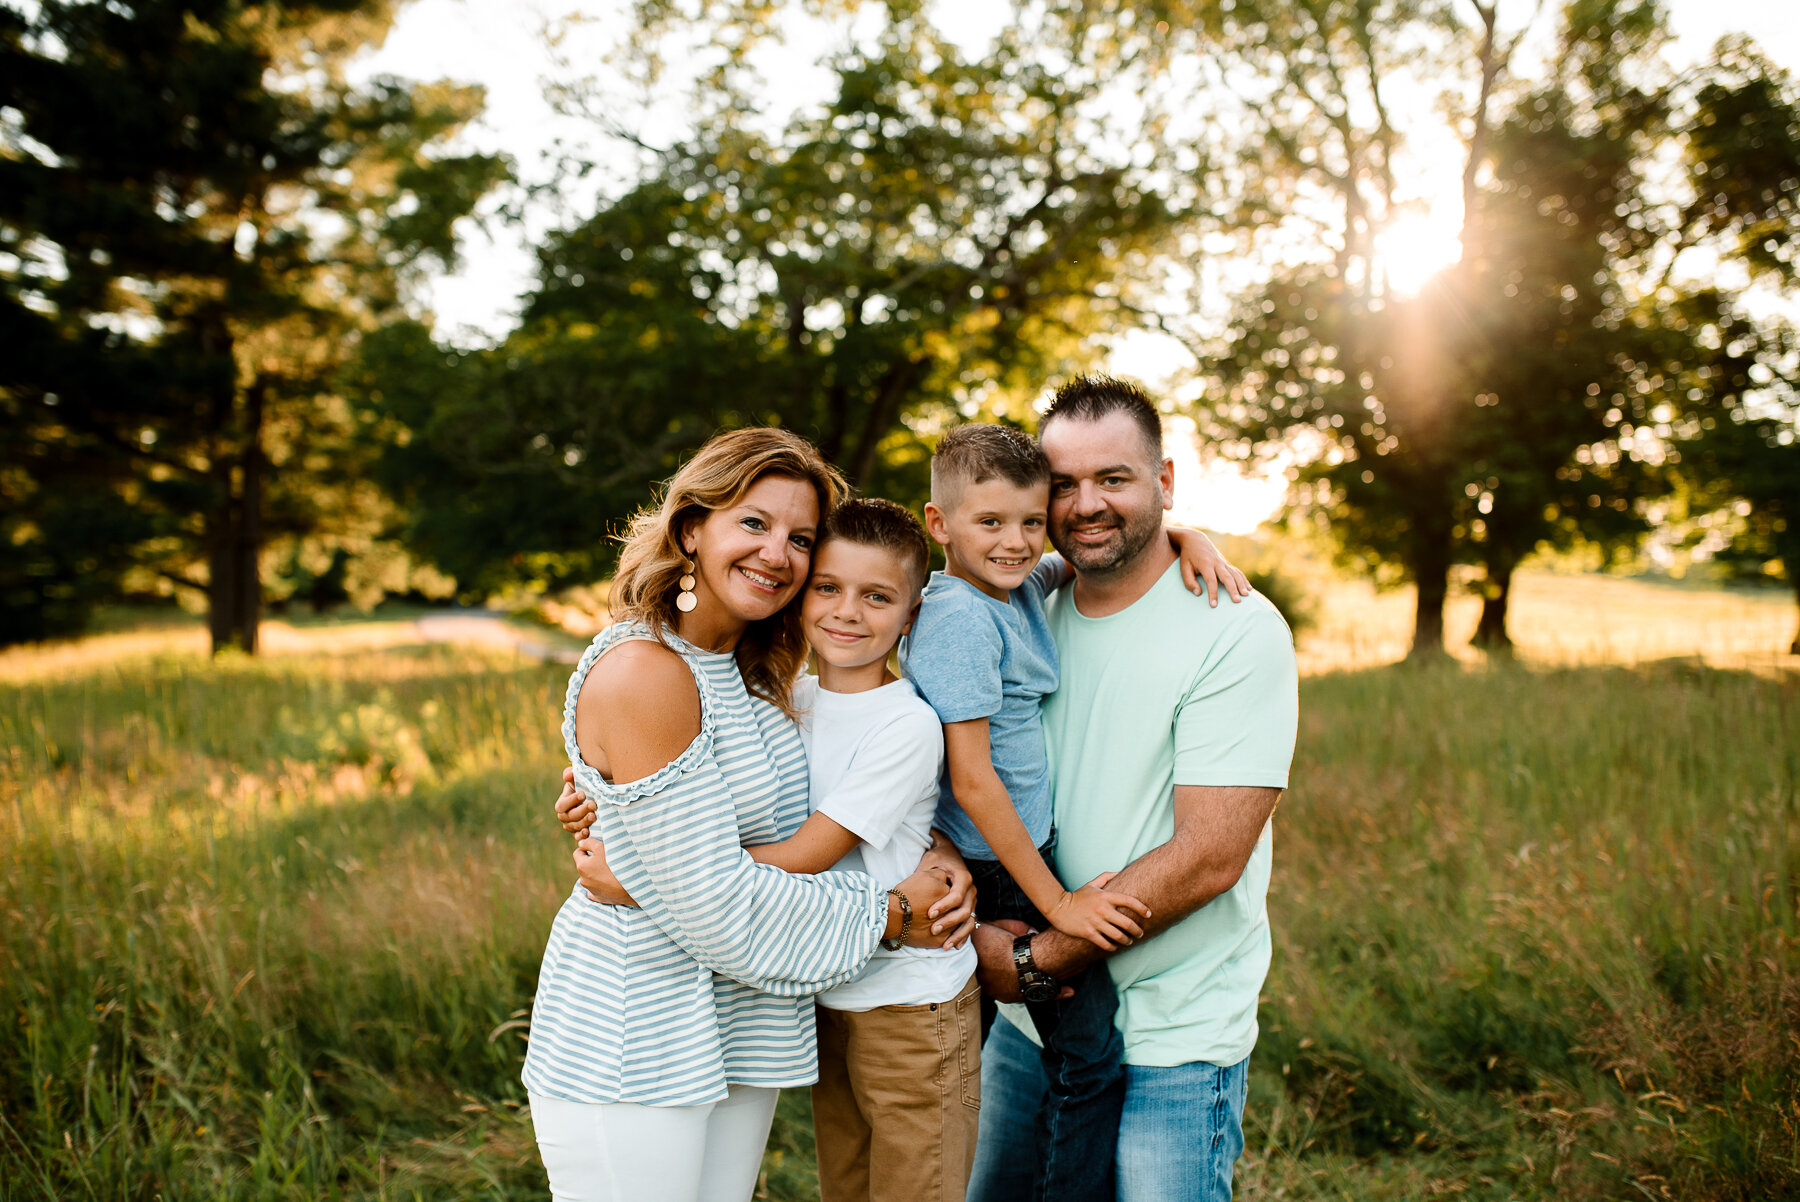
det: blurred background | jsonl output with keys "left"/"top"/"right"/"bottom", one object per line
{"left": 3, "top": 0, "right": 1796, "bottom": 662}
{"left": 3, "top": 1, "right": 1797, "bottom": 1199}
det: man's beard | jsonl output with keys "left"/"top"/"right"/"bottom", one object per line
{"left": 1053, "top": 503, "right": 1163, "bottom": 577}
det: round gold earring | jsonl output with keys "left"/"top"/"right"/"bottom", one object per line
{"left": 676, "top": 555, "right": 698, "bottom": 613}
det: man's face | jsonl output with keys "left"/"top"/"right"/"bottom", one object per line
{"left": 1041, "top": 411, "right": 1173, "bottom": 577}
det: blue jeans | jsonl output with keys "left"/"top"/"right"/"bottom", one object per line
{"left": 969, "top": 1018, "right": 1250, "bottom": 1202}
{"left": 965, "top": 845, "right": 1124, "bottom": 1202}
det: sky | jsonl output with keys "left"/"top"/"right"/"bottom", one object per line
{"left": 354, "top": 0, "right": 1799, "bottom": 532}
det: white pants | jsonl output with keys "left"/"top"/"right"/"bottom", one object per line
{"left": 528, "top": 1086, "right": 780, "bottom": 1202}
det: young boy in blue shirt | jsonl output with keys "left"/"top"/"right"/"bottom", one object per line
{"left": 902, "top": 423, "right": 1246, "bottom": 1202}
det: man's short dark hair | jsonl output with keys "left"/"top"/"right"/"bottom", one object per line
{"left": 820, "top": 496, "right": 931, "bottom": 595}
{"left": 930, "top": 423, "right": 1051, "bottom": 509}
{"left": 1039, "top": 375, "right": 1164, "bottom": 461}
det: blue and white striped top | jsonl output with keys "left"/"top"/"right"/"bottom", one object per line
{"left": 521, "top": 621, "right": 888, "bottom": 1106}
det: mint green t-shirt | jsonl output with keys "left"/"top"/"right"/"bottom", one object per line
{"left": 1042, "top": 560, "right": 1298, "bottom": 1068}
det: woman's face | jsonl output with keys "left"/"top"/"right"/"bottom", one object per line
{"left": 682, "top": 474, "right": 821, "bottom": 628}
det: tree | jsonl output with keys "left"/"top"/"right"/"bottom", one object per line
{"left": 1669, "top": 46, "right": 1800, "bottom": 654}
{"left": 369, "top": 0, "right": 1239, "bottom": 595}
{"left": 1193, "top": 0, "right": 1793, "bottom": 656}
{"left": 0, "top": 0, "right": 505, "bottom": 650}
{"left": 1673, "top": 306, "right": 1799, "bottom": 652}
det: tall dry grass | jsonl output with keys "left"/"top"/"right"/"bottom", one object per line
{"left": 1294, "top": 570, "right": 1795, "bottom": 675}
{"left": 2, "top": 647, "right": 571, "bottom": 1198}
{"left": 1246, "top": 660, "right": 1798, "bottom": 1199}
{"left": 2, "top": 582, "right": 1796, "bottom": 1198}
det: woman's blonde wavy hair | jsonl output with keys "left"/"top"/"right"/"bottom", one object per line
{"left": 611, "top": 427, "right": 846, "bottom": 717}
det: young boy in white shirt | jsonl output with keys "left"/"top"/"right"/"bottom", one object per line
{"left": 741, "top": 497, "right": 980, "bottom": 1202}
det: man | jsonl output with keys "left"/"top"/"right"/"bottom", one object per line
{"left": 968, "top": 375, "right": 1299, "bottom": 1202}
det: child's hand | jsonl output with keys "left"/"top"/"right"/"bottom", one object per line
{"left": 556, "top": 766, "right": 596, "bottom": 839}
{"left": 1169, "top": 527, "right": 1252, "bottom": 607}
{"left": 1049, "top": 872, "right": 1152, "bottom": 950}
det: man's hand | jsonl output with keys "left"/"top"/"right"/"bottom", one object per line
{"left": 971, "top": 919, "right": 1076, "bottom": 1004}
{"left": 916, "top": 830, "right": 977, "bottom": 947}
{"left": 556, "top": 766, "right": 597, "bottom": 839}
{"left": 575, "top": 837, "right": 638, "bottom": 907}
{"left": 973, "top": 919, "right": 1028, "bottom": 1002}
{"left": 1031, "top": 784, "right": 1281, "bottom": 979}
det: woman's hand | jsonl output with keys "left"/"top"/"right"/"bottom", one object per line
{"left": 575, "top": 837, "right": 639, "bottom": 907}
{"left": 916, "top": 830, "right": 977, "bottom": 948}
{"left": 556, "top": 766, "right": 597, "bottom": 839}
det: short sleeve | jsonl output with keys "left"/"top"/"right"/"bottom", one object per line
{"left": 814, "top": 709, "right": 945, "bottom": 851}
{"left": 905, "top": 591, "right": 1005, "bottom": 724}
{"left": 1172, "top": 603, "right": 1299, "bottom": 788}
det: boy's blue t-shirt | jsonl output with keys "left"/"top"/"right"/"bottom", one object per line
{"left": 899, "top": 557, "right": 1062, "bottom": 860}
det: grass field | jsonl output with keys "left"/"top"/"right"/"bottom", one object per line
{"left": 2, "top": 577, "right": 1796, "bottom": 1199}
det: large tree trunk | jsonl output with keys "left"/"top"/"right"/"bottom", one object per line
{"left": 206, "top": 456, "right": 262, "bottom": 653}
{"left": 204, "top": 351, "right": 263, "bottom": 655}
{"left": 1408, "top": 508, "right": 1453, "bottom": 660}
{"left": 1471, "top": 557, "right": 1515, "bottom": 652}
{"left": 231, "top": 381, "right": 265, "bottom": 654}
{"left": 206, "top": 473, "right": 241, "bottom": 654}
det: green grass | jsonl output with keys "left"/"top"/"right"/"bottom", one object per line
{"left": 2, "top": 638, "right": 1796, "bottom": 1198}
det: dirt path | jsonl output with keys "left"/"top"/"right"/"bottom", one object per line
{"left": 0, "top": 610, "right": 586, "bottom": 681}
{"left": 409, "top": 612, "right": 581, "bottom": 662}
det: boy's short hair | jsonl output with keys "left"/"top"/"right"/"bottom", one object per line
{"left": 820, "top": 497, "right": 932, "bottom": 596}
{"left": 930, "top": 423, "right": 1051, "bottom": 510}
{"left": 1038, "top": 374, "right": 1164, "bottom": 461}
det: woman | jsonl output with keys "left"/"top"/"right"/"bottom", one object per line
{"left": 523, "top": 427, "right": 969, "bottom": 1202}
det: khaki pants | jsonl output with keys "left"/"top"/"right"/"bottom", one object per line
{"left": 812, "top": 973, "right": 982, "bottom": 1202}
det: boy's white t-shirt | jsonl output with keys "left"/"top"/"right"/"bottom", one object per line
{"left": 795, "top": 674, "right": 977, "bottom": 1012}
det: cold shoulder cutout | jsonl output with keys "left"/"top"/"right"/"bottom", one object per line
{"left": 570, "top": 632, "right": 703, "bottom": 794}
{"left": 561, "top": 623, "right": 718, "bottom": 806}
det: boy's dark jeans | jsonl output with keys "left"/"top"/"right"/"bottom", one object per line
{"left": 966, "top": 840, "right": 1125, "bottom": 1202}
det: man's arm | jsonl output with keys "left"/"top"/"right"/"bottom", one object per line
{"left": 976, "top": 783, "right": 1280, "bottom": 997}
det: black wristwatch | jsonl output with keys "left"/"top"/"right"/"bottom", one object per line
{"left": 1012, "top": 933, "right": 1058, "bottom": 1004}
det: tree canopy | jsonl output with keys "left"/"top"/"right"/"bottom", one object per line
{"left": 1192, "top": 0, "right": 1800, "bottom": 655}
{"left": 5, "top": 0, "right": 1796, "bottom": 656}
{"left": 0, "top": 0, "right": 505, "bottom": 648}
{"left": 364, "top": 0, "right": 1245, "bottom": 595}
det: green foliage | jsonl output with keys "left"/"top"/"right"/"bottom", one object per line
{"left": 1243, "top": 563, "right": 1317, "bottom": 635}
{"left": 1194, "top": 1, "right": 1799, "bottom": 657}
{"left": 366, "top": 0, "right": 1228, "bottom": 594}
{"left": 0, "top": 0, "right": 507, "bottom": 650}
{"left": 1670, "top": 304, "right": 1800, "bottom": 651}
{"left": 1665, "top": 43, "right": 1800, "bottom": 654}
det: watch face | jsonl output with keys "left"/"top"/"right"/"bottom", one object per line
{"left": 1021, "top": 979, "right": 1059, "bottom": 1004}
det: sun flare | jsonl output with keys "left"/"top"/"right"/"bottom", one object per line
{"left": 1374, "top": 211, "right": 1465, "bottom": 296}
